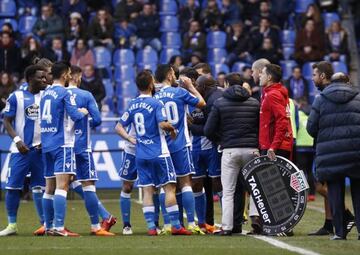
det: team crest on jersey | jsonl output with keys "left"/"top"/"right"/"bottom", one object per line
{"left": 121, "top": 112, "right": 129, "bottom": 121}
{"left": 25, "top": 104, "right": 40, "bottom": 120}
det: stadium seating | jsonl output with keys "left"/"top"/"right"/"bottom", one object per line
{"left": 281, "top": 60, "right": 297, "bottom": 80}
{"left": 0, "top": 0, "right": 16, "bottom": 17}
{"left": 117, "top": 95, "right": 134, "bottom": 114}
{"left": 160, "top": 48, "right": 180, "bottom": 64}
{"left": 206, "top": 31, "right": 227, "bottom": 49}
{"left": 160, "top": 15, "right": 179, "bottom": 32}
{"left": 281, "top": 30, "right": 296, "bottom": 47}
{"left": 113, "top": 49, "right": 135, "bottom": 66}
{"left": 322, "top": 12, "right": 340, "bottom": 29}
{"left": 0, "top": 18, "right": 17, "bottom": 31}
{"left": 137, "top": 63, "right": 157, "bottom": 73}
{"left": 295, "top": 0, "right": 314, "bottom": 13}
{"left": 114, "top": 65, "right": 136, "bottom": 82}
{"left": 18, "top": 15, "right": 37, "bottom": 35}
{"left": 208, "top": 48, "right": 227, "bottom": 65}
{"left": 102, "top": 79, "right": 114, "bottom": 98}
{"left": 159, "top": 0, "right": 178, "bottom": 16}
{"left": 93, "top": 47, "right": 112, "bottom": 69}
{"left": 136, "top": 47, "right": 158, "bottom": 65}
{"left": 231, "top": 62, "right": 248, "bottom": 74}
{"left": 211, "top": 64, "right": 229, "bottom": 77}
{"left": 161, "top": 32, "right": 181, "bottom": 49}
{"left": 307, "top": 78, "right": 319, "bottom": 104}
{"left": 332, "top": 61, "right": 348, "bottom": 74}
{"left": 283, "top": 46, "right": 295, "bottom": 60}
{"left": 302, "top": 61, "right": 317, "bottom": 79}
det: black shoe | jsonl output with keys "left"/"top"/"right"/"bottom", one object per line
{"left": 345, "top": 219, "right": 356, "bottom": 234}
{"left": 277, "top": 230, "right": 294, "bottom": 237}
{"left": 358, "top": 235, "right": 360, "bottom": 240}
{"left": 232, "top": 226, "right": 242, "bottom": 234}
{"left": 214, "top": 230, "right": 232, "bottom": 236}
{"left": 308, "top": 227, "right": 333, "bottom": 236}
{"left": 250, "top": 216, "right": 263, "bottom": 234}
{"left": 330, "top": 235, "right": 346, "bottom": 240}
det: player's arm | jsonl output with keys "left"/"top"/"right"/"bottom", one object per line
{"left": 157, "top": 101, "right": 177, "bottom": 139}
{"left": 159, "top": 121, "right": 177, "bottom": 140}
{"left": 115, "top": 122, "right": 136, "bottom": 145}
{"left": 64, "top": 91, "right": 88, "bottom": 121}
{"left": 87, "top": 93, "right": 102, "bottom": 128}
{"left": 306, "top": 95, "right": 321, "bottom": 139}
{"left": 180, "top": 76, "right": 206, "bottom": 108}
{"left": 204, "top": 103, "right": 220, "bottom": 140}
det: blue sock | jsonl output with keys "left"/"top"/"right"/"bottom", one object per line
{"left": 143, "top": 206, "right": 156, "bottom": 230}
{"left": 32, "top": 188, "right": 44, "bottom": 225}
{"left": 53, "top": 189, "right": 67, "bottom": 230}
{"left": 176, "top": 192, "right": 184, "bottom": 225}
{"left": 167, "top": 205, "right": 181, "bottom": 230}
{"left": 42, "top": 193, "right": 54, "bottom": 229}
{"left": 153, "top": 193, "right": 160, "bottom": 227}
{"left": 98, "top": 201, "right": 111, "bottom": 220}
{"left": 182, "top": 186, "right": 195, "bottom": 225}
{"left": 83, "top": 186, "right": 99, "bottom": 227}
{"left": 159, "top": 190, "right": 170, "bottom": 225}
{"left": 5, "top": 190, "right": 21, "bottom": 224}
{"left": 120, "top": 191, "right": 131, "bottom": 226}
{"left": 194, "top": 190, "right": 206, "bottom": 225}
{"left": 71, "top": 181, "right": 84, "bottom": 199}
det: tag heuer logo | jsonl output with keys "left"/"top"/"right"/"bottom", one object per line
{"left": 290, "top": 171, "right": 309, "bottom": 193}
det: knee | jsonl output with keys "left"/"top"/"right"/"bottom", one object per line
{"left": 122, "top": 182, "right": 133, "bottom": 193}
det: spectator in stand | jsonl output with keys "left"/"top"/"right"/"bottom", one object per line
{"left": 200, "top": 0, "right": 223, "bottom": 31}
{"left": 18, "top": 0, "right": 39, "bottom": 16}
{"left": 299, "top": 4, "right": 324, "bottom": 31}
{"left": 183, "top": 20, "right": 206, "bottom": 63}
{"left": 220, "top": 0, "right": 241, "bottom": 26}
{"left": 0, "top": 72, "right": 16, "bottom": 111}
{"left": 20, "top": 36, "right": 42, "bottom": 73}
{"left": 0, "top": 32, "right": 20, "bottom": 75}
{"left": 217, "top": 72, "right": 226, "bottom": 88}
{"left": 65, "top": 12, "right": 87, "bottom": 52}
{"left": 1, "top": 23, "right": 16, "bottom": 39}
{"left": 252, "top": 0, "right": 278, "bottom": 27}
{"left": 271, "top": 0, "right": 294, "bottom": 29}
{"left": 62, "top": 0, "right": 87, "bottom": 19}
{"left": 88, "top": 9, "right": 114, "bottom": 48}
{"left": 32, "top": 4, "right": 64, "bottom": 43}
{"left": 251, "top": 17, "right": 280, "bottom": 52}
{"left": 190, "top": 52, "right": 203, "bottom": 67}
{"left": 285, "top": 66, "right": 310, "bottom": 112}
{"left": 114, "top": 0, "right": 143, "bottom": 22}
{"left": 225, "top": 21, "right": 252, "bottom": 67}
{"left": 134, "top": 4, "right": 161, "bottom": 52}
{"left": 242, "top": 66, "right": 259, "bottom": 101}
{"left": 243, "top": 0, "right": 261, "bottom": 28}
{"left": 114, "top": 18, "right": 137, "bottom": 49}
{"left": 254, "top": 37, "right": 282, "bottom": 65}
{"left": 169, "top": 55, "right": 184, "bottom": 71}
{"left": 41, "top": 37, "right": 71, "bottom": 62}
{"left": 70, "top": 38, "right": 95, "bottom": 69}
{"left": 325, "top": 21, "right": 349, "bottom": 63}
{"left": 80, "top": 64, "right": 106, "bottom": 110}
{"left": 295, "top": 19, "right": 325, "bottom": 65}
{"left": 179, "top": 0, "right": 201, "bottom": 33}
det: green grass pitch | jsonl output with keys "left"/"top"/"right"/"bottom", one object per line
{"left": 0, "top": 190, "right": 359, "bottom": 255}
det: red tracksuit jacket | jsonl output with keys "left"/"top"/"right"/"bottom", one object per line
{"left": 259, "top": 83, "right": 293, "bottom": 152}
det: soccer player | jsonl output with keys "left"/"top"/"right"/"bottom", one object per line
{"left": 116, "top": 70, "right": 191, "bottom": 235}
{"left": 40, "top": 62, "right": 88, "bottom": 236}
{"left": 0, "top": 65, "right": 48, "bottom": 236}
{"left": 66, "top": 66, "right": 115, "bottom": 236}
{"left": 154, "top": 64, "right": 206, "bottom": 234}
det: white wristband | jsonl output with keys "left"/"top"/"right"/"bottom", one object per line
{"left": 13, "top": 136, "right": 22, "bottom": 143}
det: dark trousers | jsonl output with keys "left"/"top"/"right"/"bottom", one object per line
{"left": 233, "top": 173, "right": 245, "bottom": 228}
{"left": 327, "top": 177, "right": 360, "bottom": 238}
{"left": 204, "top": 176, "right": 214, "bottom": 225}
{"left": 296, "top": 150, "right": 316, "bottom": 195}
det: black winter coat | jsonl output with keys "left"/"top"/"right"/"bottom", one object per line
{"left": 307, "top": 83, "right": 360, "bottom": 181}
{"left": 204, "top": 85, "right": 259, "bottom": 149}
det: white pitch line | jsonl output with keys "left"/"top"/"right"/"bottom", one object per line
{"left": 307, "top": 205, "right": 325, "bottom": 213}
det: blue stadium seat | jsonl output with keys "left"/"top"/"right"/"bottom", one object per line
{"left": 0, "top": 18, "right": 17, "bottom": 31}
{"left": 159, "top": 0, "right": 178, "bottom": 15}
{"left": 0, "top": 0, "right": 16, "bottom": 17}
{"left": 161, "top": 32, "right": 181, "bottom": 49}
{"left": 322, "top": 12, "right": 341, "bottom": 29}
{"left": 93, "top": 47, "right": 112, "bottom": 68}
{"left": 295, "top": 0, "right": 314, "bottom": 13}
{"left": 281, "top": 30, "right": 296, "bottom": 47}
{"left": 281, "top": 60, "right": 298, "bottom": 80}
{"left": 208, "top": 48, "right": 227, "bottom": 64}
{"left": 117, "top": 96, "right": 134, "bottom": 114}
{"left": 231, "top": 62, "right": 248, "bottom": 74}
{"left": 332, "top": 61, "right": 348, "bottom": 74}
{"left": 160, "top": 16, "right": 179, "bottom": 32}
{"left": 206, "top": 31, "right": 226, "bottom": 48}
{"left": 114, "top": 65, "right": 136, "bottom": 82}
{"left": 307, "top": 79, "right": 319, "bottom": 105}
{"left": 160, "top": 48, "right": 180, "bottom": 64}
{"left": 302, "top": 61, "right": 317, "bottom": 79}
{"left": 283, "top": 46, "right": 295, "bottom": 60}
{"left": 113, "top": 49, "right": 135, "bottom": 66}
{"left": 102, "top": 79, "right": 114, "bottom": 98}
{"left": 116, "top": 80, "right": 137, "bottom": 96}
{"left": 18, "top": 15, "right": 37, "bottom": 35}
{"left": 137, "top": 63, "right": 157, "bottom": 73}
{"left": 136, "top": 47, "right": 158, "bottom": 64}
{"left": 211, "top": 64, "right": 229, "bottom": 76}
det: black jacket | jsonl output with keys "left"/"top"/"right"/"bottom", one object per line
{"left": 204, "top": 85, "right": 259, "bottom": 149}
{"left": 80, "top": 76, "right": 106, "bottom": 110}
{"left": 307, "top": 83, "right": 360, "bottom": 181}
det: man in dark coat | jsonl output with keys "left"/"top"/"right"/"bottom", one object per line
{"left": 0, "top": 32, "right": 20, "bottom": 75}
{"left": 307, "top": 62, "right": 360, "bottom": 240}
{"left": 204, "top": 73, "right": 259, "bottom": 235}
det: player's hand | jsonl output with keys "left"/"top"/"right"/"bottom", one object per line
{"left": 253, "top": 150, "right": 260, "bottom": 157}
{"left": 179, "top": 76, "right": 193, "bottom": 90}
{"left": 187, "top": 114, "right": 194, "bottom": 125}
{"left": 16, "top": 141, "right": 30, "bottom": 154}
{"left": 78, "top": 108, "right": 89, "bottom": 115}
{"left": 170, "top": 129, "right": 177, "bottom": 140}
{"left": 128, "top": 137, "right": 136, "bottom": 145}
{"left": 267, "top": 149, "right": 276, "bottom": 161}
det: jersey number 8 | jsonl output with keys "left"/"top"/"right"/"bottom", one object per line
{"left": 134, "top": 112, "right": 145, "bottom": 136}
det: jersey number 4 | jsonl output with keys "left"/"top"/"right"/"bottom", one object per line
{"left": 42, "top": 99, "right": 52, "bottom": 124}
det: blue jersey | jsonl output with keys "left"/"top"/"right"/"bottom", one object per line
{"left": 19, "top": 82, "right": 28, "bottom": 91}
{"left": 154, "top": 86, "right": 199, "bottom": 153}
{"left": 119, "top": 95, "right": 169, "bottom": 159}
{"left": 188, "top": 105, "right": 213, "bottom": 151}
{"left": 4, "top": 89, "right": 43, "bottom": 153}
{"left": 40, "top": 84, "right": 85, "bottom": 153}
{"left": 66, "top": 86, "right": 101, "bottom": 154}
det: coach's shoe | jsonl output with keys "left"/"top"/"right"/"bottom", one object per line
{"left": 0, "top": 224, "right": 18, "bottom": 236}
{"left": 330, "top": 234, "right": 346, "bottom": 240}
{"left": 122, "top": 225, "right": 133, "bottom": 235}
{"left": 308, "top": 227, "right": 333, "bottom": 236}
{"left": 91, "top": 228, "right": 115, "bottom": 236}
{"left": 345, "top": 219, "right": 356, "bottom": 234}
{"left": 250, "top": 216, "right": 263, "bottom": 235}
{"left": 53, "top": 228, "right": 80, "bottom": 237}
{"left": 232, "top": 226, "right": 243, "bottom": 234}
{"left": 213, "top": 229, "right": 232, "bottom": 236}
{"left": 159, "top": 226, "right": 172, "bottom": 235}
{"left": 148, "top": 229, "right": 158, "bottom": 236}
{"left": 277, "top": 230, "right": 294, "bottom": 237}
{"left": 188, "top": 225, "right": 206, "bottom": 235}
{"left": 171, "top": 226, "right": 192, "bottom": 235}
{"left": 101, "top": 215, "right": 117, "bottom": 231}
{"left": 33, "top": 225, "right": 46, "bottom": 236}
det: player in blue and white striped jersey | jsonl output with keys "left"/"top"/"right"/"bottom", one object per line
{"left": 0, "top": 65, "right": 48, "bottom": 236}
{"left": 40, "top": 62, "right": 88, "bottom": 237}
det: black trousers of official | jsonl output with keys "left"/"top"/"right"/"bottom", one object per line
{"left": 327, "top": 177, "right": 360, "bottom": 238}
{"left": 233, "top": 173, "right": 245, "bottom": 228}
